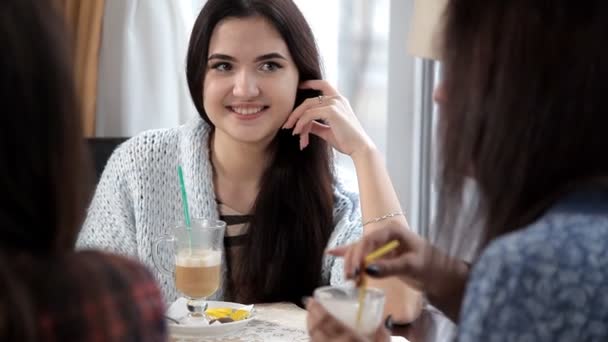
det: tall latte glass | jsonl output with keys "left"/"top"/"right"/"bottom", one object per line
{"left": 153, "top": 219, "right": 226, "bottom": 319}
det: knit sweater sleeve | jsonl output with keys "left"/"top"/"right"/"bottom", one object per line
{"left": 324, "top": 180, "right": 363, "bottom": 285}
{"left": 77, "top": 141, "right": 138, "bottom": 256}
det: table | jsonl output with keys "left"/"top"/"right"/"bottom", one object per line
{"left": 392, "top": 306, "right": 456, "bottom": 342}
{"left": 170, "top": 302, "right": 443, "bottom": 342}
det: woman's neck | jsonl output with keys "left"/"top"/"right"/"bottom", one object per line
{"left": 210, "top": 130, "right": 270, "bottom": 211}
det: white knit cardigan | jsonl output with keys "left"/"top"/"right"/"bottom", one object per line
{"left": 78, "top": 117, "right": 363, "bottom": 303}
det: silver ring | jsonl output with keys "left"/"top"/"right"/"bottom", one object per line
{"left": 317, "top": 95, "right": 323, "bottom": 104}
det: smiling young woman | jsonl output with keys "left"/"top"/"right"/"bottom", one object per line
{"left": 78, "top": 0, "right": 421, "bottom": 323}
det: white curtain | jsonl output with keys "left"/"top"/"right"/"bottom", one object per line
{"left": 96, "top": 0, "right": 198, "bottom": 137}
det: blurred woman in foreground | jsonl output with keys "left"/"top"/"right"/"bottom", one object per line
{"left": 308, "top": 0, "right": 608, "bottom": 340}
{"left": 0, "top": 0, "right": 166, "bottom": 340}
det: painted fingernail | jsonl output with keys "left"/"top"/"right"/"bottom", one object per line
{"left": 365, "top": 264, "right": 381, "bottom": 276}
{"left": 384, "top": 315, "right": 393, "bottom": 330}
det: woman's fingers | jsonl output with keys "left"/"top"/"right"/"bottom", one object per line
{"left": 306, "top": 299, "right": 347, "bottom": 339}
{"left": 299, "top": 120, "right": 333, "bottom": 150}
{"left": 334, "top": 230, "right": 396, "bottom": 280}
{"left": 343, "top": 242, "right": 357, "bottom": 279}
{"left": 365, "top": 257, "right": 409, "bottom": 278}
{"left": 284, "top": 78, "right": 341, "bottom": 130}
{"left": 283, "top": 95, "right": 336, "bottom": 129}
{"left": 344, "top": 225, "right": 416, "bottom": 279}
{"left": 309, "top": 121, "right": 332, "bottom": 142}
{"left": 306, "top": 299, "right": 327, "bottom": 333}
{"left": 348, "top": 240, "right": 366, "bottom": 280}
{"left": 299, "top": 79, "right": 340, "bottom": 97}
{"left": 374, "top": 325, "right": 392, "bottom": 342}
{"left": 299, "top": 121, "right": 313, "bottom": 150}
{"left": 293, "top": 107, "right": 332, "bottom": 135}
{"left": 331, "top": 225, "right": 430, "bottom": 293}
{"left": 283, "top": 96, "right": 317, "bottom": 129}
{"left": 326, "top": 244, "right": 350, "bottom": 256}
{"left": 284, "top": 80, "right": 368, "bottom": 155}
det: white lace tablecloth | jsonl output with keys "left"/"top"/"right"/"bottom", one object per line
{"left": 170, "top": 302, "right": 410, "bottom": 342}
{"left": 171, "top": 302, "right": 309, "bottom": 342}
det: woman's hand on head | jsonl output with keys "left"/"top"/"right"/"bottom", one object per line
{"left": 306, "top": 298, "right": 391, "bottom": 342}
{"left": 328, "top": 224, "right": 431, "bottom": 292}
{"left": 283, "top": 80, "right": 374, "bottom": 157}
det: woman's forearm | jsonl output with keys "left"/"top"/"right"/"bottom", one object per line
{"left": 351, "top": 145, "right": 423, "bottom": 322}
{"left": 350, "top": 145, "right": 407, "bottom": 230}
{"left": 424, "top": 252, "right": 470, "bottom": 322}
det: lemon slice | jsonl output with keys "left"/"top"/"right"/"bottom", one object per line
{"left": 205, "top": 308, "right": 250, "bottom": 321}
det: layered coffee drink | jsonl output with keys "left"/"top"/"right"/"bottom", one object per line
{"left": 175, "top": 249, "right": 222, "bottom": 298}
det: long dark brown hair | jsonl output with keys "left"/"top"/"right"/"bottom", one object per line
{"left": 186, "top": 0, "right": 334, "bottom": 303}
{"left": 436, "top": 0, "right": 608, "bottom": 254}
{"left": 0, "top": 0, "right": 91, "bottom": 339}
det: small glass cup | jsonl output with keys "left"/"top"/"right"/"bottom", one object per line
{"left": 314, "top": 285, "right": 385, "bottom": 338}
{"left": 152, "top": 218, "right": 226, "bottom": 320}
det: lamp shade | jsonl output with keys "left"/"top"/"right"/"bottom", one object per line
{"left": 407, "top": 0, "right": 447, "bottom": 60}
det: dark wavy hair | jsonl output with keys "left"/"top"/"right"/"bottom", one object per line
{"left": 186, "top": 0, "right": 334, "bottom": 303}
{"left": 0, "top": 0, "right": 92, "bottom": 339}
{"left": 437, "top": 0, "right": 608, "bottom": 253}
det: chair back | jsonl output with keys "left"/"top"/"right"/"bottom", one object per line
{"left": 86, "top": 137, "right": 128, "bottom": 183}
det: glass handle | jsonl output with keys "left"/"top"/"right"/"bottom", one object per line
{"left": 152, "top": 235, "right": 175, "bottom": 276}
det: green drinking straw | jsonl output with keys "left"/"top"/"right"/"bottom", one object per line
{"left": 177, "top": 165, "right": 193, "bottom": 251}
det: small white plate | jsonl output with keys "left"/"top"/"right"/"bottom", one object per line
{"left": 168, "top": 300, "right": 255, "bottom": 337}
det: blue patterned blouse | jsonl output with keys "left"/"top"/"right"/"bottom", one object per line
{"left": 459, "top": 190, "right": 608, "bottom": 341}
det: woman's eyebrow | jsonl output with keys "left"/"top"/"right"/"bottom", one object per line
{"left": 254, "top": 52, "right": 287, "bottom": 62}
{"left": 208, "top": 53, "right": 236, "bottom": 61}
{"left": 207, "top": 52, "right": 287, "bottom": 63}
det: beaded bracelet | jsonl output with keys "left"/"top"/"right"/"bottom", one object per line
{"left": 362, "top": 212, "right": 404, "bottom": 226}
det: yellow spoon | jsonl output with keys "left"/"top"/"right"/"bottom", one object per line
{"left": 356, "top": 240, "right": 400, "bottom": 328}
